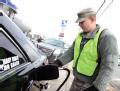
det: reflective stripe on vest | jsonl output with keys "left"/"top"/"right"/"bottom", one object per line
{"left": 73, "top": 28, "right": 103, "bottom": 76}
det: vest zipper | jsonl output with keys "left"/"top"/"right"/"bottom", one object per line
{"left": 74, "top": 50, "right": 82, "bottom": 69}
{"left": 74, "top": 38, "right": 83, "bottom": 69}
{"left": 74, "top": 38, "right": 89, "bottom": 70}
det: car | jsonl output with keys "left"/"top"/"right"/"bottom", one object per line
{"left": 118, "top": 55, "right": 120, "bottom": 66}
{"left": 35, "top": 38, "right": 70, "bottom": 63}
{"left": 0, "top": 11, "right": 59, "bottom": 91}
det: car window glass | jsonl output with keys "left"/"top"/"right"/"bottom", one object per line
{"left": 0, "top": 31, "right": 27, "bottom": 72}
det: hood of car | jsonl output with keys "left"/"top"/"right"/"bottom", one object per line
{"left": 38, "top": 42, "right": 63, "bottom": 50}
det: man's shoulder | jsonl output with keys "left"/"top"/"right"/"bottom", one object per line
{"left": 100, "top": 28, "right": 115, "bottom": 39}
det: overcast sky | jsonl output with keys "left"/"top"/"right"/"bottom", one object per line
{"left": 11, "top": 0, "right": 120, "bottom": 49}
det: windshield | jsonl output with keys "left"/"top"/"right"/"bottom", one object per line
{"left": 43, "top": 38, "right": 64, "bottom": 48}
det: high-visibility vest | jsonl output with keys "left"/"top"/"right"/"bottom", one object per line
{"left": 73, "top": 28, "right": 103, "bottom": 76}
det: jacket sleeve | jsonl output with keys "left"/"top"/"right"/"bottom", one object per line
{"left": 93, "top": 30, "right": 119, "bottom": 91}
{"left": 58, "top": 42, "right": 75, "bottom": 65}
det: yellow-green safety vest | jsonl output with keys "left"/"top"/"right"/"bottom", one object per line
{"left": 73, "top": 28, "right": 103, "bottom": 76}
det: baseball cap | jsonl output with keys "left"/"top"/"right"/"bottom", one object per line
{"left": 75, "top": 8, "right": 96, "bottom": 23}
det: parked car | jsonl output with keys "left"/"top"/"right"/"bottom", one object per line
{"left": 36, "top": 38, "right": 70, "bottom": 63}
{"left": 0, "top": 11, "right": 59, "bottom": 91}
{"left": 118, "top": 55, "right": 120, "bottom": 66}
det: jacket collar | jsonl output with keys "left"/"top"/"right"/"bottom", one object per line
{"left": 80, "top": 24, "right": 100, "bottom": 39}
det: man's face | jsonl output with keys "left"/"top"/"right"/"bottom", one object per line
{"left": 78, "top": 16, "right": 95, "bottom": 33}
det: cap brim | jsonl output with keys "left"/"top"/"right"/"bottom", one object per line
{"left": 75, "top": 18, "right": 86, "bottom": 23}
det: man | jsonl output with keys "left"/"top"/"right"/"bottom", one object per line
{"left": 54, "top": 8, "right": 118, "bottom": 91}
{"left": 105, "top": 80, "right": 120, "bottom": 91}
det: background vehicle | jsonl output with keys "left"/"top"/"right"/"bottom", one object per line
{"left": 35, "top": 38, "right": 70, "bottom": 63}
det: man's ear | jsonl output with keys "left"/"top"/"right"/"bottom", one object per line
{"left": 90, "top": 16, "right": 96, "bottom": 22}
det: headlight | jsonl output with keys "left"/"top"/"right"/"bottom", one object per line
{"left": 53, "top": 49, "right": 61, "bottom": 56}
{"left": 43, "top": 57, "right": 48, "bottom": 65}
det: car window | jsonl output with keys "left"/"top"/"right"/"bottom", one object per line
{"left": 0, "top": 47, "right": 25, "bottom": 71}
{"left": 0, "top": 29, "right": 27, "bottom": 72}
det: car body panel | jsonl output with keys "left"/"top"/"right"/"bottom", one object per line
{"left": 0, "top": 11, "right": 46, "bottom": 91}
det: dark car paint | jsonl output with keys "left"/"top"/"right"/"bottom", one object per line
{"left": 0, "top": 11, "right": 46, "bottom": 91}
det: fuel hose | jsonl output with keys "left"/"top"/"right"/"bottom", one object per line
{"left": 56, "top": 67, "right": 70, "bottom": 91}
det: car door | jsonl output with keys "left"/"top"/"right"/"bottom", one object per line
{"left": 0, "top": 27, "right": 31, "bottom": 91}
{"left": 0, "top": 11, "right": 47, "bottom": 91}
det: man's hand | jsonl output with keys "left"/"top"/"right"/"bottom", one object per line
{"left": 105, "top": 84, "right": 115, "bottom": 91}
{"left": 83, "top": 85, "right": 99, "bottom": 91}
{"left": 51, "top": 59, "right": 63, "bottom": 67}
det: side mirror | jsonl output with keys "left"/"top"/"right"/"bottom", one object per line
{"left": 29, "top": 65, "right": 59, "bottom": 81}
